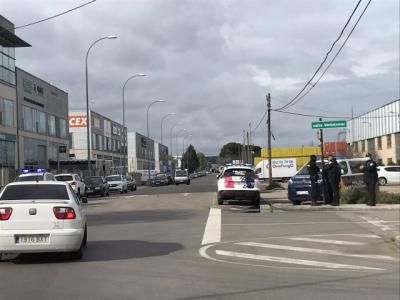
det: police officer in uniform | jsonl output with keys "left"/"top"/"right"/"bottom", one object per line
{"left": 362, "top": 153, "right": 378, "bottom": 206}
{"left": 324, "top": 156, "right": 341, "bottom": 206}
{"left": 307, "top": 155, "right": 320, "bottom": 206}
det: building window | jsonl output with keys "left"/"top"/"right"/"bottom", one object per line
{"left": 1, "top": 47, "right": 16, "bottom": 85}
{"left": 59, "top": 118, "right": 67, "bottom": 138}
{"left": 37, "top": 111, "right": 47, "bottom": 134}
{"left": 48, "top": 115, "right": 56, "bottom": 136}
{"left": 387, "top": 135, "right": 392, "bottom": 149}
{"left": 23, "top": 78, "right": 33, "bottom": 94}
{"left": 98, "top": 135, "right": 103, "bottom": 151}
{"left": 93, "top": 117, "right": 101, "bottom": 129}
{"left": 0, "top": 139, "right": 15, "bottom": 165}
{"left": 23, "top": 106, "right": 34, "bottom": 131}
{"left": 0, "top": 98, "right": 14, "bottom": 127}
{"left": 377, "top": 136, "right": 382, "bottom": 150}
{"left": 92, "top": 133, "right": 96, "bottom": 150}
{"left": 36, "top": 85, "right": 44, "bottom": 96}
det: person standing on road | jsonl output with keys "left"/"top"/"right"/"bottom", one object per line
{"left": 307, "top": 155, "right": 320, "bottom": 206}
{"left": 361, "top": 153, "right": 378, "bottom": 206}
{"left": 325, "top": 156, "right": 341, "bottom": 206}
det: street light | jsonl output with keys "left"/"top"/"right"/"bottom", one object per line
{"left": 122, "top": 73, "right": 146, "bottom": 175}
{"left": 146, "top": 100, "right": 165, "bottom": 183}
{"left": 161, "top": 113, "right": 175, "bottom": 145}
{"left": 85, "top": 35, "right": 117, "bottom": 176}
{"left": 169, "top": 123, "right": 181, "bottom": 159}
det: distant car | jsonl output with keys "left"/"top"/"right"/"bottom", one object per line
{"left": 0, "top": 181, "right": 87, "bottom": 260}
{"left": 125, "top": 175, "right": 137, "bottom": 191}
{"left": 377, "top": 166, "right": 400, "bottom": 186}
{"left": 15, "top": 168, "right": 55, "bottom": 182}
{"left": 198, "top": 171, "right": 207, "bottom": 177}
{"left": 84, "top": 176, "right": 109, "bottom": 197}
{"left": 106, "top": 175, "right": 128, "bottom": 193}
{"left": 55, "top": 173, "right": 86, "bottom": 198}
{"left": 175, "top": 169, "right": 190, "bottom": 185}
{"left": 151, "top": 174, "right": 169, "bottom": 186}
{"left": 217, "top": 166, "right": 261, "bottom": 206}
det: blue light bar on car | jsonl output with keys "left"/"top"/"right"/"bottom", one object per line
{"left": 225, "top": 163, "right": 233, "bottom": 167}
{"left": 36, "top": 168, "right": 45, "bottom": 173}
{"left": 245, "top": 163, "right": 253, "bottom": 167}
{"left": 21, "top": 169, "right": 30, "bottom": 174}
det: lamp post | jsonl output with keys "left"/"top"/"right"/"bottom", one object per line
{"left": 146, "top": 100, "right": 165, "bottom": 183}
{"left": 122, "top": 73, "right": 146, "bottom": 175}
{"left": 161, "top": 113, "right": 175, "bottom": 146}
{"left": 176, "top": 129, "right": 187, "bottom": 169}
{"left": 85, "top": 35, "right": 117, "bottom": 176}
{"left": 169, "top": 123, "right": 181, "bottom": 160}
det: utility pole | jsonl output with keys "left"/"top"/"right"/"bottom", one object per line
{"left": 267, "top": 93, "right": 273, "bottom": 185}
{"left": 242, "top": 130, "right": 246, "bottom": 164}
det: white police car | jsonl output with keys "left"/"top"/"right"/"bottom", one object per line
{"left": 15, "top": 168, "right": 56, "bottom": 182}
{"left": 217, "top": 164, "right": 261, "bottom": 206}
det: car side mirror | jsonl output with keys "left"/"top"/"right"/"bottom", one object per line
{"left": 81, "top": 197, "right": 88, "bottom": 204}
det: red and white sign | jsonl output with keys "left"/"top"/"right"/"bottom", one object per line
{"left": 69, "top": 116, "right": 88, "bottom": 128}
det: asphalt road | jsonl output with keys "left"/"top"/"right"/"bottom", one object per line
{"left": 0, "top": 175, "right": 399, "bottom": 300}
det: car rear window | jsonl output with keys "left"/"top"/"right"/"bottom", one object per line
{"left": 0, "top": 184, "right": 69, "bottom": 200}
{"left": 224, "top": 169, "right": 255, "bottom": 177}
{"left": 84, "top": 177, "right": 102, "bottom": 184}
{"left": 176, "top": 171, "right": 187, "bottom": 177}
{"left": 106, "top": 176, "right": 121, "bottom": 182}
{"left": 15, "top": 175, "right": 45, "bottom": 182}
{"left": 55, "top": 175, "right": 73, "bottom": 181}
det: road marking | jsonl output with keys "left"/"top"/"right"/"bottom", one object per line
{"left": 360, "top": 216, "right": 398, "bottom": 232}
{"left": 237, "top": 242, "right": 396, "bottom": 261}
{"left": 215, "top": 250, "right": 384, "bottom": 271}
{"left": 184, "top": 193, "right": 192, "bottom": 197}
{"left": 223, "top": 221, "right": 399, "bottom": 226}
{"left": 289, "top": 237, "right": 364, "bottom": 245}
{"left": 201, "top": 208, "right": 221, "bottom": 245}
{"left": 308, "top": 233, "right": 381, "bottom": 239}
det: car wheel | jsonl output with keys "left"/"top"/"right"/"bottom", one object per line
{"left": 101, "top": 190, "right": 105, "bottom": 197}
{"left": 176, "top": 183, "right": 179, "bottom": 186}
{"left": 133, "top": 185, "right": 137, "bottom": 191}
{"left": 125, "top": 188, "right": 128, "bottom": 193}
{"left": 69, "top": 242, "right": 84, "bottom": 260}
{"left": 106, "top": 190, "right": 110, "bottom": 196}
{"left": 217, "top": 194, "right": 224, "bottom": 205}
{"left": 292, "top": 200, "right": 302, "bottom": 205}
{"left": 378, "top": 177, "right": 387, "bottom": 186}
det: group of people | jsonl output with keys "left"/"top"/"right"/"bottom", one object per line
{"left": 307, "top": 153, "right": 378, "bottom": 206}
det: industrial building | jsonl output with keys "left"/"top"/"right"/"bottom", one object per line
{"left": 0, "top": 15, "right": 30, "bottom": 185}
{"left": 347, "top": 99, "right": 400, "bottom": 165}
{"left": 69, "top": 110, "right": 126, "bottom": 176}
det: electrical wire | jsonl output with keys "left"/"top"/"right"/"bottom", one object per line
{"left": 275, "top": 0, "right": 364, "bottom": 111}
{"left": 279, "top": 0, "right": 373, "bottom": 110}
{"left": 15, "top": 0, "right": 96, "bottom": 29}
{"left": 250, "top": 109, "right": 268, "bottom": 134}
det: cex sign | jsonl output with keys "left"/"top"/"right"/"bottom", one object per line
{"left": 69, "top": 116, "right": 88, "bottom": 128}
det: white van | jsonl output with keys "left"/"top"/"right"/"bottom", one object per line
{"left": 174, "top": 169, "right": 190, "bottom": 185}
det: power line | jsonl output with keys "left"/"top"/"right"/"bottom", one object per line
{"left": 15, "top": 0, "right": 96, "bottom": 29}
{"left": 251, "top": 109, "right": 268, "bottom": 134}
{"left": 279, "top": 0, "right": 373, "bottom": 110}
{"left": 275, "top": 0, "right": 363, "bottom": 111}
{"left": 273, "top": 109, "right": 396, "bottom": 120}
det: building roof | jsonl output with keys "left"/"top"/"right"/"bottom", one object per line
{"left": 0, "top": 24, "right": 30, "bottom": 47}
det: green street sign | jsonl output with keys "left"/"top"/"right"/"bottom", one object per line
{"left": 312, "top": 120, "right": 347, "bottom": 129}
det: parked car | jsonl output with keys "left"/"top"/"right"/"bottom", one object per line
{"left": 151, "top": 174, "right": 169, "bottom": 186}
{"left": 15, "top": 168, "right": 55, "bottom": 182}
{"left": 55, "top": 173, "right": 86, "bottom": 198}
{"left": 0, "top": 181, "right": 87, "bottom": 260}
{"left": 377, "top": 166, "right": 400, "bottom": 186}
{"left": 287, "top": 158, "right": 369, "bottom": 205}
{"left": 106, "top": 175, "right": 128, "bottom": 193}
{"left": 84, "top": 176, "right": 109, "bottom": 197}
{"left": 217, "top": 165, "right": 261, "bottom": 206}
{"left": 175, "top": 169, "right": 190, "bottom": 185}
{"left": 125, "top": 175, "right": 137, "bottom": 191}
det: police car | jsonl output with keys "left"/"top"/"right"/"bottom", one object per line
{"left": 217, "top": 164, "right": 261, "bottom": 206}
{"left": 14, "top": 168, "right": 56, "bottom": 182}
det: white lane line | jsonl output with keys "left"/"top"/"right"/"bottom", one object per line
{"left": 360, "top": 216, "right": 398, "bottom": 232}
{"left": 236, "top": 242, "right": 396, "bottom": 261}
{"left": 215, "top": 250, "right": 384, "bottom": 271}
{"left": 309, "top": 233, "right": 381, "bottom": 239}
{"left": 289, "top": 237, "right": 363, "bottom": 245}
{"left": 223, "top": 221, "right": 399, "bottom": 226}
{"left": 201, "top": 208, "right": 221, "bottom": 245}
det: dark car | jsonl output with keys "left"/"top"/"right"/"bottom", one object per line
{"left": 166, "top": 175, "right": 174, "bottom": 185}
{"left": 125, "top": 175, "right": 137, "bottom": 191}
{"left": 151, "top": 174, "right": 169, "bottom": 186}
{"left": 84, "top": 176, "right": 109, "bottom": 197}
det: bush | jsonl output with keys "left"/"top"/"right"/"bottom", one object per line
{"left": 340, "top": 187, "right": 400, "bottom": 204}
{"left": 265, "top": 181, "right": 284, "bottom": 190}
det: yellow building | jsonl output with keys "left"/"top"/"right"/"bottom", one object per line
{"left": 255, "top": 146, "right": 321, "bottom": 170}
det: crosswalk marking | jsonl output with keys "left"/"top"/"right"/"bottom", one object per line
{"left": 289, "top": 237, "right": 364, "bottom": 245}
{"left": 360, "top": 216, "right": 398, "bottom": 232}
{"left": 215, "top": 250, "right": 384, "bottom": 271}
{"left": 236, "top": 242, "right": 396, "bottom": 261}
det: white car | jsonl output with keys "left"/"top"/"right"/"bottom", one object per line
{"left": 106, "top": 175, "right": 128, "bottom": 193}
{"left": 55, "top": 173, "right": 86, "bottom": 198}
{"left": 217, "top": 165, "right": 261, "bottom": 206}
{"left": 0, "top": 181, "right": 87, "bottom": 260}
{"left": 15, "top": 168, "right": 55, "bottom": 182}
{"left": 174, "top": 169, "right": 190, "bottom": 185}
{"left": 377, "top": 166, "right": 400, "bottom": 186}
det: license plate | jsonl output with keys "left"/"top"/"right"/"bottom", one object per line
{"left": 297, "top": 191, "right": 309, "bottom": 195}
{"left": 16, "top": 235, "right": 50, "bottom": 244}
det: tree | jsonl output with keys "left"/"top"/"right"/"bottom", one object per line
{"left": 182, "top": 144, "right": 199, "bottom": 173}
{"left": 197, "top": 152, "right": 209, "bottom": 170}
{"left": 218, "top": 142, "right": 262, "bottom": 165}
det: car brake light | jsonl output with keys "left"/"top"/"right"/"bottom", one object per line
{"left": 0, "top": 207, "right": 13, "bottom": 220}
{"left": 53, "top": 207, "right": 76, "bottom": 219}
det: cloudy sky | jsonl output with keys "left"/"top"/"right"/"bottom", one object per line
{"left": 3, "top": 0, "right": 399, "bottom": 155}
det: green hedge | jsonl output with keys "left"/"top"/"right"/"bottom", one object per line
{"left": 340, "top": 187, "right": 400, "bottom": 204}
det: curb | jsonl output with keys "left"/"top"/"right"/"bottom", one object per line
{"left": 265, "top": 203, "right": 400, "bottom": 212}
